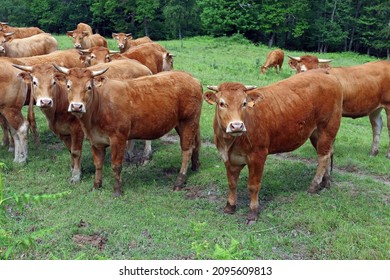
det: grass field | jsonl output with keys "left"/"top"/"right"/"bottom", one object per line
{"left": 0, "top": 35, "right": 389, "bottom": 260}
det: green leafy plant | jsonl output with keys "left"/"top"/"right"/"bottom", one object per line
{"left": 0, "top": 162, "right": 70, "bottom": 259}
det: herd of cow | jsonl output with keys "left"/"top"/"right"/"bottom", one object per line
{"left": 0, "top": 22, "right": 389, "bottom": 224}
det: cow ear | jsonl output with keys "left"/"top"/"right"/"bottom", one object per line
{"left": 53, "top": 73, "right": 66, "bottom": 86}
{"left": 93, "top": 76, "right": 106, "bottom": 87}
{"left": 112, "top": 33, "right": 118, "bottom": 39}
{"left": 246, "top": 92, "right": 264, "bottom": 107}
{"left": 203, "top": 91, "right": 218, "bottom": 105}
{"left": 66, "top": 31, "right": 73, "bottom": 37}
{"left": 17, "top": 72, "right": 31, "bottom": 83}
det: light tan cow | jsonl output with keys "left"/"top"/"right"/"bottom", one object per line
{"left": 67, "top": 30, "right": 107, "bottom": 50}
{"left": 0, "top": 22, "right": 44, "bottom": 38}
{"left": 112, "top": 33, "right": 153, "bottom": 53}
{"left": 0, "top": 32, "right": 58, "bottom": 57}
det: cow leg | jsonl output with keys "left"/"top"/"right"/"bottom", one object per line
{"left": 224, "top": 162, "right": 244, "bottom": 215}
{"left": 246, "top": 151, "right": 267, "bottom": 224}
{"left": 124, "top": 140, "right": 134, "bottom": 162}
{"left": 0, "top": 114, "right": 10, "bottom": 148}
{"left": 1, "top": 110, "right": 28, "bottom": 163}
{"left": 191, "top": 127, "right": 201, "bottom": 172}
{"left": 110, "top": 138, "right": 127, "bottom": 197}
{"left": 384, "top": 107, "right": 390, "bottom": 159}
{"left": 368, "top": 108, "right": 383, "bottom": 156}
{"left": 91, "top": 145, "right": 106, "bottom": 190}
{"left": 141, "top": 140, "right": 152, "bottom": 165}
{"left": 70, "top": 130, "right": 84, "bottom": 183}
{"left": 307, "top": 128, "right": 335, "bottom": 193}
{"left": 173, "top": 122, "right": 198, "bottom": 190}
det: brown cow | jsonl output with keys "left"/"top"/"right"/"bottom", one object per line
{"left": 0, "top": 22, "right": 44, "bottom": 38}
{"left": 260, "top": 49, "right": 284, "bottom": 74}
{"left": 74, "top": 23, "right": 93, "bottom": 35}
{"left": 287, "top": 55, "right": 332, "bottom": 73}
{"left": 328, "top": 61, "right": 390, "bottom": 158}
{"left": 67, "top": 30, "right": 107, "bottom": 50}
{"left": 121, "top": 43, "right": 174, "bottom": 74}
{"left": 0, "top": 32, "right": 58, "bottom": 57}
{"left": 78, "top": 46, "right": 120, "bottom": 67}
{"left": 203, "top": 71, "right": 343, "bottom": 224}
{"left": 0, "top": 61, "right": 29, "bottom": 163}
{"left": 10, "top": 58, "right": 152, "bottom": 180}
{"left": 52, "top": 66, "right": 202, "bottom": 196}
{"left": 0, "top": 49, "right": 85, "bottom": 162}
{"left": 112, "top": 33, "right": 153, "bottom": 53}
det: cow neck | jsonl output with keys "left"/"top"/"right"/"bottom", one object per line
{"left": 79, "top": 81, "right": 100, "bottom": 129}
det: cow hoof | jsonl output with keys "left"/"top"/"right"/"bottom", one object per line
{"left": 173, "top": 174, "right": 186, "bottom": 190}
{"left": 113, "top": 191, "right": 123, "bottom": 197}
{"left": 140, "top": 158, "right": 150, "bottom": 166}
{"left": 307, "top": 184, "right": 320, "bottom": 194}
{"left": 191, "top": 161, "right": 200, "bottom": 172}
{"left": 92, "top": 182, "right": 102, "bottom": 190}
{"left": 246, "top": 210, "right": 258, "bottom": 225}
{"left": 369, "top": 150, "right": 379, "bottom": 157}
{"left": 223, "top": 202, "right": 236, "bottom": 214}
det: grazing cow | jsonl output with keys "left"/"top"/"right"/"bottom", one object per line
{"left": 0, "top": 49, "right": 85, "bottom": 162}
{"left": 112, "top": 33, "right": 153, "bottom": 53}
{"left": 53, "top": 66, "right": 202, "bottom": 196}
{"left": 328, "top": 61, "right": 390, "bottom": 158}
{"left": 203, "top": 71, "right": 343, "bottom": 224}
{"left": 67, "top": 29, "right": 107, "bottom": 50}
{"left": 0, "top": 32, "right": 58, "bottom": 57}
{"left": 287, "top": 55, "right": 332, "bottom": 73}
{"left": 260, "top": 49, "right": 284, "bottom": 74}
{"left": 0, "top": 22, "right": 44, "bottom": 38}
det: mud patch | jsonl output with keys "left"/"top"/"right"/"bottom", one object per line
{"left": 73, "top": 233, "right": 107, "bottom": 250}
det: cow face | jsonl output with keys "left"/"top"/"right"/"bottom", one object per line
{"left": 53, "top": 65, "right": 108, "bottom": 116}
{"left": 79, "top": 46, "right": 113, "bottom": 66}
{"left": 203, "top": 83, "right": 259, "bottom": 136}
{"left": 68, "top": 30, "right": 89, "bottom": 49}
{"left": 112, "top": 33, "right": 132, "bottom": 51}
{"left": 13, "top": 64, "right": 59, "bottom": 108}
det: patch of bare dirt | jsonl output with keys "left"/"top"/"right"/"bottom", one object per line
{"left": 72, "top": 233, "right": 107, "bottom": 250}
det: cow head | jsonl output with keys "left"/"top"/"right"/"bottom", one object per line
{"left": 287, "top": 55, "right": 332, "bottom": 73}
{"left": 67, "top": 30, "right": 90, "bottom": 49}
{"left": 13, "top": 64, "right": 61, "bottom": 109}
{"left": 0, "top": 31, "right": 14, "bottom": 55}
{"left": 203, "top": 83, "right": 260, "bottom": 136}
{"left": 53, "top": 64, "right": 109, "bottom": 116}
{"left": 112, "top": 32, "right": 132, "bottom": 51}
{"left": 79, "top": 46, "right": 119, "bottom": 66}
{"left": 162, "top": 52, "right": 175, "bottom": 71}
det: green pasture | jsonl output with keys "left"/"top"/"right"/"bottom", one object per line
{"left": 0, "top": 35, "right": 389, "bottom": 260}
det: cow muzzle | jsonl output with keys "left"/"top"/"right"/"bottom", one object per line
{"left": 74, "top": 44, "right": 82, "bottom": 49}
{"left": 68, "top": 102, "right": 86, "bottom": 114}
{"left": 226, "top": 121, "right": 246, "bottom": 135}
{"left": 37, "top": 98, "right": 53, "bottom": 108}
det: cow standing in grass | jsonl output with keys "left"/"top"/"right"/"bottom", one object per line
{"left": 53, "top": 66, "right": 202, "bottom": 196}
{"left": 203, "top": 70, "right": 343, "bottom": 224}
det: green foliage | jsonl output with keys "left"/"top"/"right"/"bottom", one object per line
{"left": 0, "top": 162, "right": 71, "bottom": 259}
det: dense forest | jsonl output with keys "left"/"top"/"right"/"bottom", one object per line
{"left": 0, "top": 0, "right": 389, "bottom": 57}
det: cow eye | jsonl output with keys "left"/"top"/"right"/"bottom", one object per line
{"left": 32, "top": 81, "right": 37, "bottom": 86}
{"left": 91, "top": 55, "right": 95, "bottom": 60}
{"left": 67, "top": 84, "right": 71, "bottom": 90}
{"left": 243, "top": 100, "right": 247, "bottom": 107}
{"left": 52, "top": 80, "right": 56, "bottom": 85}
{"left": 87, "top": 85, "right": 92, "bottom": 90}
{"left": 219, "top": 101, "right": 225, "bottom": 108}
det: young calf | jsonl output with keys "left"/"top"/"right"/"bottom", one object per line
{"left": 204, "top": 70, "right": 343, "bottom": 224}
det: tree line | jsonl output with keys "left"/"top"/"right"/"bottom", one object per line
{"left": 1, "top": 0, "right": 389, "bottom": 57}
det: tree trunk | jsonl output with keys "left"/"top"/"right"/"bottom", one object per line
{"left": 143, "top": 17, "right": 149, "bottom": 36}
{"left": 268, "top": 33, "right": 275, "bottom": 48}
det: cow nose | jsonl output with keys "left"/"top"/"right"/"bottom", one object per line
{"left": 74, "top": 44, "right": 81, "bottom": 49}
{"left": 227, "top": 121, "right": 246, "bottom": 134}
{"left": 70, "top": 103, "right": 84, "bottom": 113}
{"left": 118, "top": 44, "right": 124, "bottom": 49}
{"left": 40, "top": 98, "right": 53, "bottom": 107}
